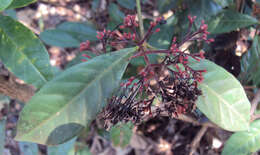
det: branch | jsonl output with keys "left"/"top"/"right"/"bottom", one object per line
{"left": 189, "top": 125, "right": 208, "bottom": 155}
{"left": 0, "top": 66, "right": 35, "bottom": 102}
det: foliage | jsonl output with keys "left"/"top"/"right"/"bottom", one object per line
{"left": 0, "top": 0, "right": 259, "bottom": 154}
{"left": 240, "top": 36, "right": 260, "bottom": 86}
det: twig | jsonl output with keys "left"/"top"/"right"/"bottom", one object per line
{"left": 250, "top": 89, "right": 260, "bottom": 116}
{"left": 189, "top": 125, "right": 208, "bottom": 155}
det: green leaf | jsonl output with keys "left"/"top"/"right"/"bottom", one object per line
{"left": 108, "top": 3, "right": 125, "bottom": 24}
{"left": 149, "top": 15, "right": 178, "bottom": 49}
{"left": 187, "top": 0, "right": 222, "bottom": 27}
{"left": 15, "top": 47, "right": 137, "bottom": 145}
{"left": 0, "top": 119, "right": 6, "bottom": 155}
{"left": 68, "top": 143, "right": 92, "bottom": 155}
{"left": 7, "top": 0, "right": 36, "bottom": 9}
{"left": 40, "top": 29, "right": 80, "bottom": 48}
{"left": 208, "top": 10, "right": 258, "bottom": 34}
{"left": 222, "top": 120, "right": 260, "bottom": 155}
{"left": 0, "top": 0, "right": 13, "bottom": 11}
{"left": 157, "top": 0, "right": 179, "bottom": 13}
{"left": 213, "top": 0, "right": 233, "bottom": 7}
{"left": 40, "top": 22, "right": 97, "bottom": 48}
{"left": 65, "top": 51, "right": 96, "bottom": 69}
{"left": 57, "top": 22, "right": 97, "bottom": 42}
{"left": 0, "top": 15, "right": 53, "bottom": 89}
{"left": 19, "top": 142, "right": 38, "bottom": 155}
{"left": 189, "top": 58, "right": 251, "bottom": 131}
{"left": 48, "top": 138, "right": 76, "bottom": 155}
{"left": 240, "top": 36, "right": 260, "bottom": 86}
{"left": 109, "top": 122, "right": 133, "bottom": 148}
{"left": 117, "top": 0, "right": 136, "bottom": 10}
{"left": 3, "top": 9, "right": 17, "bottom": 19}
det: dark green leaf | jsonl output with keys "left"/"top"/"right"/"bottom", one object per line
{"left": 117, "top": 0, "right": 136, "bottom": 10}
{"left": 240, "top": 36, "right": 260, "bottom": 86}
{"left": 0, "top": 15, "right": 53, "bottom": 89}
{"left": 7, "top": 0, "right": 36, "bottom": 9}
{"left": 208, "top": 10, "right": 258, "bottom": 34}
{"left": 48, "top": 138, "right": 76, "bottom": 155}
{"left": 213, "top": 0, "right": 233, "bottom": 7}
{"left": 3, "top": 9, "right": 17, "bottom": 19}
{"left": 15, "top": 47, "right": 137, "bottom": 145}
{"left": 0, "top": 119, "right": 6, "bottom": 155}
{"left": 149, "top": 15, "right": 178, "bottom": 49}
{"left": 19, "top": 142, "right": 38, "bottom": 155}
{"left": 108, "top": 3, "right": 125, "bottom": 24}
{"left": 0, "top": 0, "right": 13, "bottom": 11}
{"left": 40, "top": 22, "right": 97, "bottom": 48}
{"left": 65, "top": 51, "right": 96, "bottom": 69}
{"left": 190, "top": 58, "right": 251, "bottom": 131}
{"left": 157, "top": 0, "right": 179, "bottom": 13}
{"left": 109, "top": 122, "right": 133, "bottom": 147}
{"left": 222, "top": 120, "right": 260, "bottom": 155}
{"left": 187, "top": 0, "right": 222, "bottom": 27}
{"left": 57, "top": 22, "right": 97, "bottom": 41}
{"left": 40, "top": 29, "right": 80, "bottom": 48}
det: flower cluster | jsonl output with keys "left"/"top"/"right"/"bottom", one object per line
{"left": 79, "top": 14, "right": 214, "bottom": 127}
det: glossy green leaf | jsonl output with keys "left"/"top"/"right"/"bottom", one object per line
{"left": 109, "top": 122, "right": 133, "bottom": 148}
{"left": 0, "top": 15, "right": 53, "bottom": 89}
{"left": 240, "top": 36, "right": 260, "bottom": 86}
{"left": 0, "top": 0, "right": 13, "bottom": 11}
{"left": 208, "top": 10, "right": 258, "bottom": 34}
{"left": 15, "top": 47, "right": 137, "bottom": 145}
{"left": 222, "top": 120, "right": 260, "bottom": 155}
{"left": 108, "top": 3, "right": 125, "bottom": 24}
{"left": 19, "top": 142, "right": 38, "bottom": 155}
{"left": 40, "top": 22, "right": 97, "bottom": 48}
{"left": 189, "top": 58, "right": 251, "bottom": 131}
{"left": 0, "top": 119, "right": 6, "bottom": 155}
{"left": 48, "top": 138, "right": 76, "bottom": 155}
{"left": 117, "top": 0, "right": 136, "bottom": 10}
{"left": 7, "top": 0, "right": 36, "bottom": 9}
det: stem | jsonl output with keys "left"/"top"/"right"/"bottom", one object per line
{"left": 136, "top": 0, "right": 144, "bottom": 38}
{"left": 250, "top": 89, "right": 260, "bottom": 116}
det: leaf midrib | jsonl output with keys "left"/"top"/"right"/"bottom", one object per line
{"left": 18, "top": 49, "right": 134, "bottom": 138}
{"left": 0, "top": 22, "right": 48, "bottom": 84}
{"left": 200, "top": 83, "right": 248, "bottom": 128}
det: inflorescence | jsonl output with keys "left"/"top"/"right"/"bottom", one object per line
{"left": 79, "top": 15, "right": 214, "bottom": 128}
